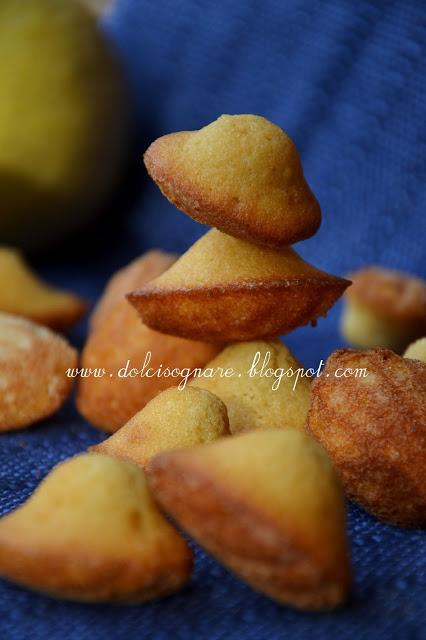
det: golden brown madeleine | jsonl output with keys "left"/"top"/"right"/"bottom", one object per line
{"left": 307, "top": 348, "right": 426, "bottom": 527}
{"left": 93, "top": 387, "right": 230, "bottom": 468}
{"left": 76, "top": 251, "right": 221, "bottom": 432}
{"left": 89, "top": 250, "right": 177, "bottom": 331}
{"left": 0, "top": 247, "right": 85, "bottom": 330}
{"left": 0, "top": 454, "right": 192, "bottom": 602}
{"left": 148, "top": 429, "right": 351, "bottom": 610}
{"left": 128, "top": 230, "right": 350, "bottom": 342}
{"left": 0, "top": 313, "right": 77, "bottom": 431}
{"left": 403, "top": 337, "right": 426, "bottom": 363}
{"left": 341, "top": 267, "right": 426, "bottom": 352}
{"left": 190, "top": 340, "right": 311, "bottom": 434}
{"left": 144, "top": 114, "right": 321, "bottom": 248}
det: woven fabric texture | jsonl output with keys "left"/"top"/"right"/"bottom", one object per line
{"left": 0, "top": 1, "right": 425, "bottom": 638}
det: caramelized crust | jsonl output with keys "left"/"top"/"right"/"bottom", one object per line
{"left": 144, "top": 115, "right": 321, "bottom": 248}
{"left": 0, "top": 454, "right": 192, "bottom": 602}
{"left": 0, "top": 313, "right": 77, "bottom": 431}
{"left": 130, "top": 280, "right": 349, "bottom": 342}
{"left": 148, "top": 430, "right": 351, "bottom": 610}
{"left": 76, "top": 251, "right": 221, "bottom": 432}
{"left": 308, "top": 348, "right": 426, "bottom": 527}
{"left": 129, "top": 231, "right": 350, "bottom": 342}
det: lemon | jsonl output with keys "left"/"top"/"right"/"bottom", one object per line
{"left": 0, "top": 0, "right": 129, "bottom": 250}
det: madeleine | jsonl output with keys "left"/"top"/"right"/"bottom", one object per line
{"left": 0, "top": 247, "right": 85, "bottom": 330}
{"left": 341, "top": 267, "right": 426, "bottom": 353}
{"left": 148, "top": 429, "right": 351, "bottom": 610}
{"left": 128, "top": 230, "right": 349, "bottom": 342}
{"left": 93, "top": 387, "right": 229, "bottom": 468}
{"left": 0, "top": 313, "right": 77, "bottom": 431}
{"left": 190, "top": 340, "right": 311, "bottom": 434}
{"left": 0, "top": 454, "right": 192, "bottom": 602}
{"left": 404, "top": 337, "right": 426, "bottom": 363}
{"left": 76, "top": 251, "right": 221, "bottom": 432}
{"left": 308, "top": 348, "right": 426, "bottom": 527}
{"left": 144, "top": 114, "right": 321, "bottom": 248}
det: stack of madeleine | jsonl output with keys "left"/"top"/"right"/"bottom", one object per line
{"left": 0, "top": 115, "right": 354, "bottom": 610}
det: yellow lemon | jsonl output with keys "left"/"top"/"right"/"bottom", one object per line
{"left": 0, "top": 0, "right": 129, "bottom": 250}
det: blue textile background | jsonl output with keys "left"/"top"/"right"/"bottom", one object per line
{"left": 0, "top": 1, "right": 425, "bottom": 638}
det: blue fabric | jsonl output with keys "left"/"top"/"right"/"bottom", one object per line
{"left": 1, "top": 1, "right": 425, "bottom": 638}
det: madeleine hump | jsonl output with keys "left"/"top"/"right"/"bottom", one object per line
{"left": 93, "top": 386, "right": 230, "bottom": 469}
{"left": 0, "top": 454, "right": 192, "bottom": 602}
{"left": 148, "top": 429, "right": 351, "bottom": 610}
{"left": 190, "top": 340, "right": 311, "bottom": 434}
{"left": 128, "top": 230, "right": 350, "bottom": 342}
{"left": 0, "top": 247, "right": 85, "bottom": 330}
{"left": 144, "top": 114, "right": 321, "bottom": 248}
